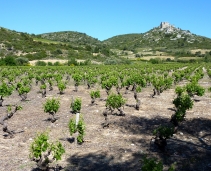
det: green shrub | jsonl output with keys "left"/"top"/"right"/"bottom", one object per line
{"left": 106, "top": 93, "right": 126, "bottom": 111}
{"left": 43, "top": 97, "right": 60, "bottom": 115}
{"left": 71, "top": 98, "right": 82, "bottom": 113}
{"left": 4, "top": 56, "right": 17, "bottom": 66}
{"left": 35, "top": 60, "right": 47, "bottom": 66}
{"left": 29, "top": 132, "right": 65, "bottom": 170}
{"left": 15, "top": 57, "right": 29, "bottom": 65}
{"left": 68, "top": 115, "right": 85, "bottom": 143}
{"left": 43, "top": 97, "right": 60, "bottom": 122}
{"left": 141, "top": 156, "right": 163, "bottom": 171}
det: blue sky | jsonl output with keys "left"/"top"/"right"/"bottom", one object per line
{"left": 1, "top": 0, "right": 211, "bottom": 40}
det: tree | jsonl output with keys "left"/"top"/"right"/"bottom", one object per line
{"left": 68, "top": 58, "right": 79, "bottom": 66}
{"left": 4, "top": 56, "right": 17, "bottom": 66}
{"left": 15, "top": 57, "right": 29, "bottom": 65}
{"left": 35, "top": 61, "right": 47, "bottom": 66}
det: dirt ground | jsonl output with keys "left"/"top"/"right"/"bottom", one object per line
{"left": 0, "top": 72, "right": 211, "bottom": 171}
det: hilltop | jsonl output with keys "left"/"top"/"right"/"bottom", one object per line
{"left": 104, "top": 22, "right": 211, "bottom": 49}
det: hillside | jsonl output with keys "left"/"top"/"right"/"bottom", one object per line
{"left": 102, "top": 22, "right": 211, "bottom": 62}
{"left": 0, "top": 27, "right": 111, "bottom": 63}
{"left": 104, "top": 22, "right": 211, "bottom": 50}
{"left": 1, "top": 22, "right": 211, "bottom": 64}
{"left": 38, "top": 31, "right": 101, "bottom": 46}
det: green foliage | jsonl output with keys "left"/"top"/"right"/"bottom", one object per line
{"left": 101, "top": 76, "right": 118, "bottom": 92}
{"left": 57, "top": 81, "right": 66, "bottom": 94}
{"left": 54, "top": 74, "right": 63, "bottom": 83}
{"left": 35, "top": 60, "right": 47, "bottom": 66}
{"left": 68, "top": 115, "right": 85, "bottom": 143}
{"left": 86, "top": 74, "right": 98, "bottom": 87}
{"left": 153, "top": 125, "right": 175, "bottom": 140}
{"left": 15, "top": 57, "right": 29, "bottom": 66}
{"left": 106, "top": 93, "right": 126, "bottom": 110}
{"left": 173, "top": 110, "right": 186, "bottom": 122}
{"left": 0, "top": 82, "right": 13, "bottom": 98}
{"left": 185, "top": 82, "right": 205, "bottom": 97}
{"left": 16, "top": 105, "right": 23, "bottom": 110}
{"left": 72, "top": 73, "right": 82, "bottom": 86}
{"left": 71, "top": 98, "right": 82, "bottom": 113}
{"left": 3, "top": 56, "right": 17, "bottom": 66}
{"left": 29, "top": 132, "right": 65, "bottom": 165}
{"left": 173, "top": 94, "right": 193, "bottom": 112}
{"left": 141, "top": 156, "right": 163, "bottom": 171}
{"left": 175, "top": 86, "right": 185, "bottom": 96}
{"left": 18, "top": 85, "right": 31, "bottom": 95}
{"left": 90, "top": 90, "right": 101, "bottom": 99}
{"left": 172, "top": 85, "right": 195, "bottom": 125}
{"left": 40, "top": 84, "right": 46, "bottom": 90}
{"left": 53, "top": 61, "right": 61, "bottom": 66}
{"left": 69, "top": 118, "right": 77, "bottom": 135}
{"left": 7, "top": 105, "right": 12, "bottom": 112}
{"left": 43, "top": 98, "right": 60, "bottom": 114}
{"left": 149, "top": 58, "right": 163, "bottom": 64}
{"left": 77, "top": 117, "right": 85, "bottom": 143}
{"left": 7, "top": 105, "right": 22, "bottom": 112}
{"left": 50, "top": 141, "right": 65, "bottom": 160}
{"left": 29, "top": 132, "right": 49, "bottom": 159}
{"left": 68, "top": 58, "right": 79, "bottom": 66}
{"left": 141, "top": 156, "right": 176, "bottom": 171}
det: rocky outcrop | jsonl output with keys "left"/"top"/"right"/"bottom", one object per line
{"left": 159, "top": 22, "right": 177, "bottom": 33}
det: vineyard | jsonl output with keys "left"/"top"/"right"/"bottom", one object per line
{"left": 0, "top": 63, "right": 211, "bottom": 171}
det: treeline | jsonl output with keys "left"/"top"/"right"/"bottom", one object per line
{"left": 0, "top": 56, "right": 29, "bottom": 66}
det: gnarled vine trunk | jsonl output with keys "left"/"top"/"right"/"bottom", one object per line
{"left": 0, "top": 105, "right": 19, "bottom": 138}
{"left": 0, "top": 96, "right": 4, "bottom": 107}
{"left": 102, "top": 108, "right": 109, "bottom": 128}
{"left": 42, "top": 89, "right": 46, "bottom": 98}
{"left": 20, "top": 93, "right": 27, "bottom": 101}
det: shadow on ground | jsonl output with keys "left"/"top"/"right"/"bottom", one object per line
{"left": 64, "top": 115, "right": 211, "bottom": 171}
{"left": 65, "top": 150, "right": 143, "bottom": 171}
